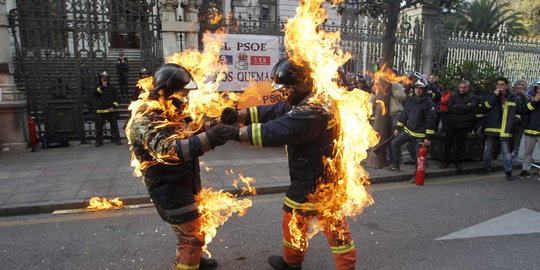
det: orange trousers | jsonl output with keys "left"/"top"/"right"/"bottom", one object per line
{"left": 282, "top": 211, "right": 357, "bottom": 270}
{"left": 171, "top": 218, "right": 205, "bottom": 270}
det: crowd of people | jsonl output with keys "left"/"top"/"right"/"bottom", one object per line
{"left": 348, "top": 69, "right": 540, "bottom": 182}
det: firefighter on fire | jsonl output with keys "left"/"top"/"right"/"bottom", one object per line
{"left": 220, "top": 58, "right": 357, "bottom": 270}
{"left": 126, "top": 63, "right": 234, "bottom": 270}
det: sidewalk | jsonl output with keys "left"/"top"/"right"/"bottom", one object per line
{"left": 0, "top": 141, "right": 538, "bottom": 216}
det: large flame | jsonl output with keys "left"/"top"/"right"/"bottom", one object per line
{"left": 282, "top": 0, "right": 380, "bottom": 248}
{"left": 196, "top": 188, "right": 252, "bottom": 257}
{"left": 86, "top": 197, "right": 124, "bottom": 210}
{"left": 126, "top": 28, "right": 255, "bottom": 256}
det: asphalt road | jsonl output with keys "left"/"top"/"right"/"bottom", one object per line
{"left": 1, "top": 174, "right": 539, "bottom": 270}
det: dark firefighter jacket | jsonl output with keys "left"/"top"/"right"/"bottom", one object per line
{"left": 94, "top": 84, "right": 119, "bottom": 113}
{"left": 483, "top": 92, "right": 519, "bottom": 138}
{"left": 396, "top": 94, "right": 437, "bottom": 139}
{"left": 128, "top": 102, "right": 212, "bottom": 224}
{"left": 524, "top": 99, "right": 540, "bottom": 136}
{"left": 447, "top": 91, "right": 478, "bottom": 129}
{"left": 238, "top": 100, "right": 337, "bottom": 213}
{"left": 513, "top": 92, "right": 529, "bottom": 128}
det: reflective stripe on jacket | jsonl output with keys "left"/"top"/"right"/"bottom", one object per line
{"left": 483, "top": 92, "right": 518, "bottom": 137}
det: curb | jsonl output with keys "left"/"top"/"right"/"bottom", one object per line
{"left": 0, "top": 164, "right": 520, "bottom": 217}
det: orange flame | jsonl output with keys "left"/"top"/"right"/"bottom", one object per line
{"left": 86, "top": 197, "right": 124, "bottom": 210}
{"left": 281, "top": 0, "right": 379, "bottom": 248}
{"left": 232, "top": 172, "right": 257, "bottom": 196}
{"left": 197, "top": 188, "right": 252, "bottom": 257}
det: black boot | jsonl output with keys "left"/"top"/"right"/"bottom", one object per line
{"left": 199, "top": 257, "right": 218, "bottom": 270}
{"left": 268, "top": 255, "right": 301, "bottom": 270}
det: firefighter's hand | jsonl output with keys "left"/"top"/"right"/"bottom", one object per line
{"left": 494, "top": 89, "right": 502, "bottom": 96}
{"left": 220, "top": 107, "right": 238, "bottom": 125}
{"left": 204, "top": 119, "right": 219, "bottom": 131}
{"left": 423, "top": 139, "right": 431, "bottom": 146}
{"left": 393, "top": 130, "right": 400, "bottom": 136}
{"left": 205, "top": 124, "right": 237, "bottom": 147}
{"left": 109, "top": 107, "right": 115, "bottom": 111}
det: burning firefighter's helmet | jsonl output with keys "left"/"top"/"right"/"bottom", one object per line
{"left": 271, "top": 57, "right": 312, "bottom": 105}
{"left": 150, "top": 63, "right": 197, "bottom": 98}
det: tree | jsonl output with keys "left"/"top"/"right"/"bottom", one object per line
{"left": 438, "top": 60, "right": 503, "bottom": 93}
{"left": 346, "top": 0, "right": 460, "bottom": 68}
{"left": 507, "top": 0, "right": 540, "bottom": 38}
{"left": 447, "top": 0, "right": 527, "bottom": 36}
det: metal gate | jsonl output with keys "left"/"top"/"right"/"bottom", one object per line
{"left": 8, "top": 0, "right": 162, "bottom": 142}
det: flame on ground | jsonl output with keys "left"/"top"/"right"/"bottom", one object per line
{"left": 196, "top": 188, "right": 252, "bottom": 257}
{"left": 282, "top": 0, "right": 380, "bottom": 248}
{"left": 86, "top": 197, "right": 124, "bottom": 210}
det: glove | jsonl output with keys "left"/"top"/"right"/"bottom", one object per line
{"left": 220, "top": 107, "right": 238, "bottom": 125}
{"left": 205, "top": 124, "right": 238, "bottom": 147}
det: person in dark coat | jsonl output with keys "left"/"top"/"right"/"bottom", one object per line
{"left": 385, "top": 80, "right": 437, "bottom": 182}
{"left": 518, "top": 81, "right": 540, "bottom": 178}
{"left": 440, "top": 80, "right": 477, "bottom": 171}
{"left": 116, "top": 50, "right": 129, "bottom": 99}
{"left": 478, "top": 77, "right": 519, "bottom": 181}
{"left": 94, "top": 71, "right": 121, "bottom": 147}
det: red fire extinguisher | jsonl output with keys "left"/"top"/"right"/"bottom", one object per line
{"left": 415, "top": 143, "right": 427, "bottom": 186}
{"left": 27, "top": 116, "right": 37, "bottom": 152}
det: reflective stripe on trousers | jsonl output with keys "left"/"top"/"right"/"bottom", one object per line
{"left": 281, "top": 211, "right": 357, "bottom": 270}
{"left": 171, "top": 218, "right": 205, "bottom": 270}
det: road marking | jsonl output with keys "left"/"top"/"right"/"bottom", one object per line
{"left": 436, "top": 208, "right": 540, "bottom": 240}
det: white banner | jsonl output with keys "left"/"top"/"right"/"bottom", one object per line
{"left": 209, "top": 34, "right": 280, "bottom": 92}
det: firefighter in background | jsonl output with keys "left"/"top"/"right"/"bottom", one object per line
{"left": 131, "top": 68, "right": 151, "bottom": 101}
{"left": 116, "top": 50, "right": 129, "bottom": 99}
{"left": 220, "top": 58, "right": 356, "bottom": 270}
{"left": 94, "top": 71, "right": 121, "bottom": 147}
{"left": 518, "top": 80, "right": 540, "bottom": 179}
{"left": 477, "top": 77, "right": 519, "bottom": 181}
{"left": 126, "top": 63, "right": 232, "bottom": 270}
{"left": 385, "top": 80, "right": 437, "bottom": 179}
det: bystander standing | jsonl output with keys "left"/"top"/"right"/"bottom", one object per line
{"left": 478, "top": 77, "right": 519, "bottom": 181}
{"left": 440, "top": 80, "right": 477, "bottom": 171}
{"left": 518, "top": 81, "right": 540, "bottom": 179}
{"left": 94, "top": 71, "right": 121, "bottom": 147}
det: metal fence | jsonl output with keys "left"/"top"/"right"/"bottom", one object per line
{"left": 433, "top": 23, "right": 540, "bottom": 84}
{"left": 207, "top": 14, "right": 423, "bottom": 76}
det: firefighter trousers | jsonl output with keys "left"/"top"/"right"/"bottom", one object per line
{"left": 281, "top": 211, "right": 357, "bottom": 270}
{"left": 171, "top": 218, "right": 205, "bottom": 270}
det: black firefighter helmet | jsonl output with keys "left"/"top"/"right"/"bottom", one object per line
{"left": 150, "top": 63, "right": 197, "bottom": 99}
{"left": 271, "top": 57, "right": 313, "bottom": 105}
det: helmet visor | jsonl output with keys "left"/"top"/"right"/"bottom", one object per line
{"left": 184, "top": 77, "right": 198, "bottom": 90}
{"left": 271, "top": 81, "right": 284, "bottom": 91}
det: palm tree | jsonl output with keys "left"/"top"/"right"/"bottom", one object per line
{"left": 447, "top": 0, "right": 527, "bottom": 36}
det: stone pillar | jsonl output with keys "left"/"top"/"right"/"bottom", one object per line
{"left": 160, "top": 0, "right": 200, "bottom": 56}
{"left": 182, "top": 0, "right": 200, "bottom": 49}
{"left": 405, "top": 4, "right": 440, "bottom": 76}
{"left": 0, "top": 0, "right": 27, "bottom": 151}
{"left": 160, "top": 0, "right": 180, "bottom": 57}
{"left": 223, "top": 0, "right": 231, "bottom": 19}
